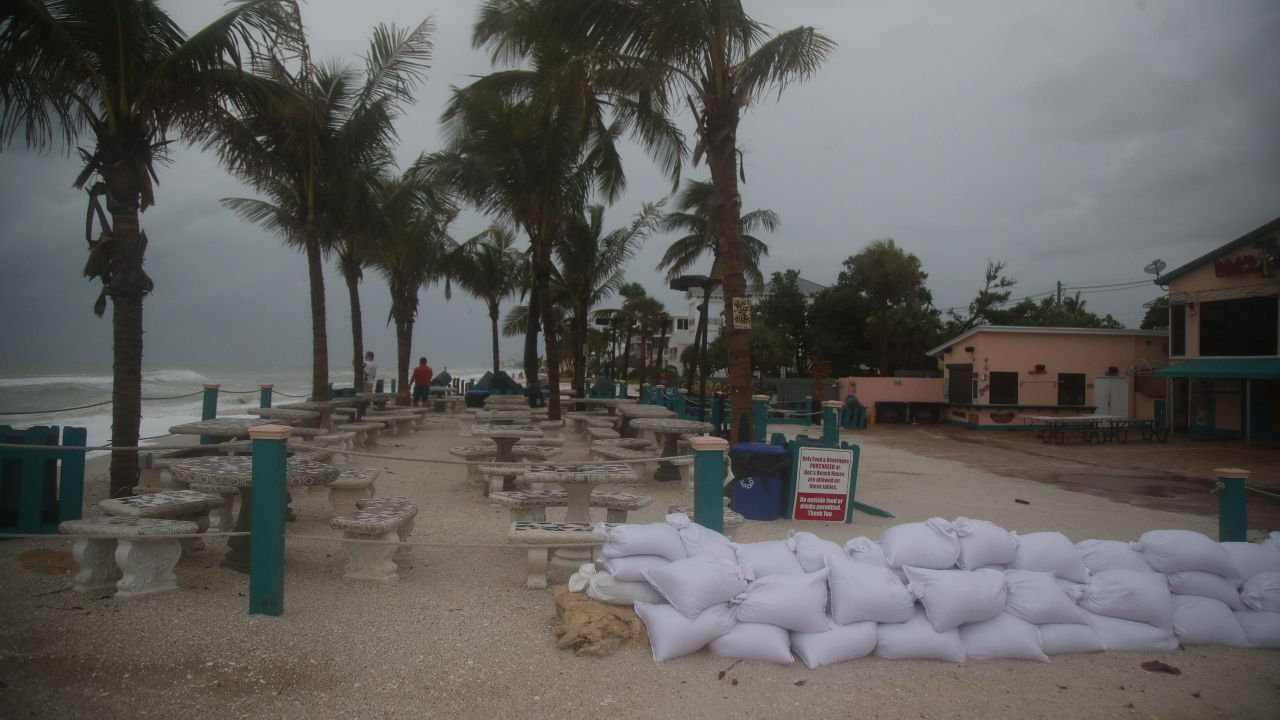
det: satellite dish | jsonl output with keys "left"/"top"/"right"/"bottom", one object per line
{"left": 1143, "top": 259, "right": 1166, "bottom": 276}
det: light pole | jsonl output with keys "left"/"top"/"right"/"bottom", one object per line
{"left": 671, "top": 274, "right": 722, "bottom": 421}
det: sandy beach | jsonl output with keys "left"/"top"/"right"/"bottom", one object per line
{"left": 3, "top": 416, "right": 1279, "bottom": 720}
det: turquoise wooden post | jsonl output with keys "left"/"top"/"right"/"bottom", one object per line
{"left": 259, "top": 384, "right": 273, "bottom": 409}
{"left": 639, "top": 384, "right": 650, "bottom": 403}
{"left": 752, "top": 395, "right": 769, "bottom": 443}
{"left": 821, "top": 401, "right": 842, "bottom": 448}
{"left": 710, "top": 392, "right": 724, "bottom": 435}
{"left": 1216, "top": 467, "right": 1249, "bottom": 542}
{"left": 327, "top": 382, "right": 335, "bottom": 400}
{"left": 655, "top": 385, "right": 667, "bottom": 408}
{"left": 674, "top": 389, "right": 688, "bottom": 418}
{"left": 617, "top": 382, "right": 627, "bottom": 399}
{"left": 691, "top": 436, "right": 728, "bottom": 534}
{"left": 200, "top": 384, "right": 220, "bottom": 445}
{"left": 390, "top": 379, "right": 397, "bottom": 395}
{"left": 17, "top": 426, "right": 47, "bottom": 532}
{"left": 59, "top": 426, "right": 86, "bottom": 522}
{"left": 248, "top": 424, "right": 290, "bottom": 616}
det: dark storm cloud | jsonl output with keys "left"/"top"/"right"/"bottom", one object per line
{"left": 2, "top": 0, "right": 1277, "bottom": 369}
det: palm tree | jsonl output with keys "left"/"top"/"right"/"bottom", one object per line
{"left": 616, "top": 282, "right": 647, "bottom": 385}
{"left": 657, "top": 179, "right": 775, "bottom": 288}
{"left": 368, "top": 168, "right": 458, "bottom": 406}
{"left": 213, "top": 17, "right": 434, "bottom": 401}
{"left": 0, "top": 0, "right": 297, "bottom": 498}
{"left": 539, "top": 0, "right": 835, "bottom": 440}
{"left": 428, "top": 2, "right": 684, "bottom": 418}
{"left": 553, "top": 203, "right": 660, "bottom": 397}
{"left": 451, "top": 224, "right": 525, "bottom": 374}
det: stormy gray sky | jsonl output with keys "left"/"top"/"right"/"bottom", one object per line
{"left": 1, "top": 0, "right": 1277, "bottom": 375}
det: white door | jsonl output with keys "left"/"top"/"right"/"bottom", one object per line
{"left": 1094, "top": 376, "right": 1129, "bottom": 418}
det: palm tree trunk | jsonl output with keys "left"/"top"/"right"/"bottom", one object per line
{"left": 572, "top": 304, "right": 588, "bottom": 397}
{"left": 488, "top": 302, "right": 501, "bottom": 374}
{"left": 535, "top": 248, "right": 562, "bottom": 420}
{"left": 524, "top": 285, "right": 541, "bottom": 407}
{"left": 395, "top": 313, "right": 412, "bottom": 406}
{"left": 106, "top": 211, "right": 144, "bottom": 499}
{"left": 304, "top": 228, "right": 329, "bottom": 401}
{"left": 706, "top": 103, "right": 752, "bottom": 442}
{"left": 621, "top": 323, "right": 634, "bottom": 386}
{"left": 342, "top": 261, "right": 365, "bottom": 390}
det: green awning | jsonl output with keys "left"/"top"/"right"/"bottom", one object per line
{"left": 1153, "top": 357, "right": 1280, "bottom": 380}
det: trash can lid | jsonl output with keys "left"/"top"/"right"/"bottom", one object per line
{"left": 729, "top": 442, "right": 789, "bottom": 456}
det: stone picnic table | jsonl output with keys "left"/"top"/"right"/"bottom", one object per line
{"left": 168, "top": 417, "right": 277, "bottom": 442}
{"left": 277, "top": 398, "right": 364, "bottom": 427}
{"left": 471, "top": 423, "right": 544, "bottom": 491}
{"left": 354, "top": 393, "right": 395, "bottom": 411}
{"left": 599, "top": 398, "right": 637, "bottom": 416}
{"left": 628, "top": 417, "right": 712, "bottom": 482}
{"left": 170, "top": 456, "right": 339, "bottom": 573}
{"left": 245, "top": 406, "right": 321, "bottom": 425}
{"left": 613, "top": 403, "right": 677, "bottom": 436}
{"left": 473, "top": 409, "right": 533, "bottom": 426}
{"left": 521, "top": 461, "right": 638, "bottom": 569}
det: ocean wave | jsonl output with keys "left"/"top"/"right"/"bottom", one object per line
{"left": 143, "top": 368, "right": 210, "bottom": 384}
{"left": 0, "top": 373, "right": 114, "bottom": 388}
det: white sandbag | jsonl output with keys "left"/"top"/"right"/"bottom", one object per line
{"left": 642, "top": 554, "right": 752, "bottom": 618}
{"left": 846, "top": 536, "right": 888, "bottom": 566}
{"left": 729, "top": 570, "right": 830, "bottom": 633}
{"left": 787, "top": 531, "right": 846, "bottom": 573}
{"left": 634, "top": 602, "right": 737, "bottom": 662}
{"left": 1240, "top": 570, "right": 1280, "bottom": 613}
{"left": 1268, "top": 531, "right": 1280, "bottom": 550}
{"left": 569, "top": 564, "right": 667, "bottom": 606}
{"left": 1083, "top": 612, "right": 1178, "bottom": 652}
{"left": 1003, "top": 569, "right": 1087, "bottom": 625}
{"left": 790, "top": 620, "right": 877, "bottom": 669}
{"left": 1171, "top": 596, "right": 1247, "bottom": 647}
{"left": 708, "top": 622, "right": 793, "bottom": 665}
{"left": 879, "top": 517, "right": 959, "bottom": 570}
{"left": 1222, "top": 541, "right": 1280, "bottom": 580}
{"left": 874, "top": 609, "right": 966, "bottom": 663}
{"left": 734, "top": 540, "right": 804, "bottom": 577}
{"left": 1166, "top": 571, "right": 1243, "bottom": 610}
{"left": 1010, "top": 532, "right": 1089, "bottom": 582}
{"left": 1054, "top": 577, "right": 1082, "bottom": 595}
{"left": 602, "top": 554, "right": 670, "bottom": 582}
{"left": 906, "top": 567, "right": 1007, "bottom": 633}
{"left": 826, "top": 555, "right": 915, "bottom": 625}
{"left": 666, "top": 513, "right": 737, "bottom": 563}
{"left": 1134, "top": 529, "right": 1240, "bottom": 578}
{"left": 1076, "top": 539, "right": 1161, "bottom": 576}
{"left": 596, "top": 521, "right": 687, "bottom": 562}
{"left": 953, "top": 517, "right": 1017, "bottom": 570}
{"left": 959, "top": 612, "right": 1049, "bottom": 663}
{"left": 1234, "top": 609, "right": 1280, "bottom": 649}
{"left": 1071, "top": 569, "right": 1174, "bottom": 629}
{"left": 1038, "top": 623, "right": 1104, "bottom": 654}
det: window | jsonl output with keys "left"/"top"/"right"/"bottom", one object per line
{"left": 989, "top": 372, "right": 1019, "bottom": 405}
{"left": 1171, "top": 305, "right": 1186, "bottom": 356}
{"left": 676, "top": 318, "right": 690, "bottom": 331}
{"left": 948, "top": 366, "right": 973, "bottom": 404}
{"left": 1199, "top": 296, "right": 1278, "bottom": 356}
{"left": 1058, "top": 373, "right": 1086, "bottom": 406}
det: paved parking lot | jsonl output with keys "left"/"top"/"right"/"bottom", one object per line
{"left": 840, "top": 422, "right": 1280, "bottom": 531}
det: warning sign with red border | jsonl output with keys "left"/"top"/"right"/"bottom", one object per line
{"left": 793, "top": 446, "right": 853, "bottom": 522}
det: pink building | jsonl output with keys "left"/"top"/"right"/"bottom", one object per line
{"left": 927, "top": 326, "right": 1167, "bottom": 429}
{"left": 1152, "top": 216, "right": 1280, "bottom": 441}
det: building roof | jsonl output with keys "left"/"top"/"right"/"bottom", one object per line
{"left": 1153, "top": 357, "right": 1280, "bottom": 381}
{"left": 927, "top": 325, "right": 1167, "bottom": 357}
{"left": 1154, "top": 215, "right": 1280, "bottom": 286}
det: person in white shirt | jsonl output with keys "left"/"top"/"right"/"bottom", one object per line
{"left": 363, "top": 351, "right": 378, "bottom": 391}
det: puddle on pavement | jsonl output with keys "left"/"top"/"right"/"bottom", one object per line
{"left": 1055, "top": 474, "right": 1209, "bottom": 500}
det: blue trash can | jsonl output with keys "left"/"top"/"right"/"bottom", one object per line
{"left": 728, "top": 442, "right": 791, "bottom": 521}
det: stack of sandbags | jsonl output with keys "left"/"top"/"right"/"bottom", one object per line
{"left": 1223, "top": 532, "right": 1280, "bottom": 648}
{"left": 1129, "top": 530, "right": 1245, "bottom": 648}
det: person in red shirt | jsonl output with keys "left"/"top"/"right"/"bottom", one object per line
{"left": 410, "top": 356, "right": 434, "bottom": 406}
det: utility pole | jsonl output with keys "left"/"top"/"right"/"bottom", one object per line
{"left": 1056, "top": 281, "right": 1062, "bottom": 306}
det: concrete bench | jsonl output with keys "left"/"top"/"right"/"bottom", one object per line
{"left": 59, "top": 516, "right": 197, "bottom": 598}
{"left": 327, "top": 467, "right": 383, "bottom": 514}
{"left": 329, "top": 497, "right": 418, "bottom": 583}
{"left": 478, "top": 463, "right": 531, "bottom": 494}
{"left": 489, "top": 489, "right": 651, "bottom": 523}
{"left": 564, "top": 411, "right": 607, "bottom": 435}
{"left": 510, "top": 445, "right": 561, "bottom": 462}
{"left": 332, "top": 421, "right": 383, "bottom": 447}
{"left": 593, "top": 437, "right": 654, "bottom": 451}
{"left": 449, "top": 445, "right": 497, "bottom": 483}
{"left": 520, "top": 433, "right": 566, "bottom": 447}
{"left": 668, "top": 504, "right": 745, "bottom": 538}
{"left": 356, "top": 496, "right": 417, "bottom": 558}
{"left": 99, "top": 489, "right": 225, "bottom": 552}
{"left": 586, "top": 426, "right": 621, "bottom": 444}
{"left": 508, "top": 521, "right": 617, "bottom": 589}
{"left": 364, "top": 412, "right": 417, "bottom": 436}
